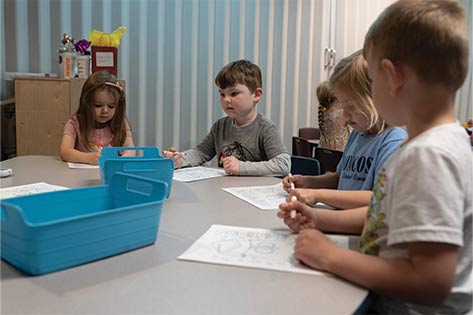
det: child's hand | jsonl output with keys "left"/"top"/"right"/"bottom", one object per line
{"left": 277, "top": 197, "right": 317, "bottom": 232}
{"left": 282, "top": 174, "right": 309, "bottom": 192}
{"left": 163, "top": 147, "right": 182, "bottom": 168}
{"left": 222, "top": 156, "right": 240, "bottom": 175}
{"left": 294, "top": 229, "right": 337, "bottom": 272}
{"left": 87, "top": 151, "right": 101, "bottom": 165}
{"left": 287, "top": 188, "right": 319, "bottom": 206}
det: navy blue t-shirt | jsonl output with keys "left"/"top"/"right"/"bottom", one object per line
{"left": 336, "top": 127, "right": 407, "bottom": 190}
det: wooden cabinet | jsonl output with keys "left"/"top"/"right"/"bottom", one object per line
{"left": 14, "top": 77, "right": 124, "bottom": 156}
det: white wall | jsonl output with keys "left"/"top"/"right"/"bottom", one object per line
{"left": 330, "top": 0, "right": 396, "bottom": 67}
{"left": 1, "top": 0, "right": 471, "bottom": 154}
{"left": 455, "top": 0, "right": 473, "bottom": 121}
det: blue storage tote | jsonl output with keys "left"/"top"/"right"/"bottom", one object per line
{"left": 99, "top": 147, "right": 163, "bottom": 169}
{"left": 99, "top": 147, "right": 174, "bottom": 198}
{"left": 0, "top": 173, "right": 168, "bottom": 275}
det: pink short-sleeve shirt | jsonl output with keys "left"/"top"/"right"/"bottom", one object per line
{"left": 63, "top": 115, "right": 132, "bottom": 152}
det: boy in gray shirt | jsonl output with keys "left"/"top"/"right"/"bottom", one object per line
{"left": 164, "top": 60, "right": 290, "bottom": 176}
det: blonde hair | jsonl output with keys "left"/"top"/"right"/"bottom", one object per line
{"left": 330, "top": 50, "right": 385, "bottom": 135}
{"left": 363, "top": 0, "right": 468, "bottom": 92}
{"left": 316, "top": 81, "right": 336, "bottom": 130}
{"left": 76, "top": 71, "right": 128, "bottom": 151}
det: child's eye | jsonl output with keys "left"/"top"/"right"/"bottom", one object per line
{"left": 231, "top": 92, "right": 239, "bottom": 97}
{"left": 95, "top": 104, "right": 103, "bottom": 108}
{"left": 219, "top": 93, "right": 225, "bottom": 97}
{"left": 108, "top": 105, "right": 116, "bottom": 109}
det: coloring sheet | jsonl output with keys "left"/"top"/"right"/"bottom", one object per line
{"left": 67, "top": 162, "right": 99, "bottom": 169}
{"left": 178, "top": 224, "right": 349, "bottom": 276}
{"left": 222, "top": 183, "right": 287, "bottom": 210}
{"left": 173, "top": 166, "right": 226, "bottom": 182}
{"left": 0, "top": 182, "right": 68, "bottom": 200}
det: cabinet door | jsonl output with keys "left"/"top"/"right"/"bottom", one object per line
{"left": 15, "top": 79, "right": 70, "bottom": 156}
{"left": 69, "top": 78, "right": 88, "bottom": 114}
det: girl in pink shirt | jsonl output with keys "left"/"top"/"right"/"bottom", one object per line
{"left": 59, "top": 71, "right": 135, "bottom": 165}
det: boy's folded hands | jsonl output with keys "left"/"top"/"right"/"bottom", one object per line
{"left": 221, "top": 156, "right": 240, "bottom": 175}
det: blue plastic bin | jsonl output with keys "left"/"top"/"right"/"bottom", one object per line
{"left": 0, "top": 173, "right": 168, "bottom": 275}
{"left": 99, "top": 147, "right": 174, "bottom": 198}
{"left": 99, "top": 147, "right": 163, "bottom": 168}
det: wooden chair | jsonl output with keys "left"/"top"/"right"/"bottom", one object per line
{"left": 314, "top": 147, "right": 343, "bottom": 174}
{"left": 291, "top": 155, "right": 321, "bottom": 176}
{"left": 292, "top": 136, "right": 316, "bottom": 158}
{"left": 298, "top": 127, "right": 321, "bottom": 140}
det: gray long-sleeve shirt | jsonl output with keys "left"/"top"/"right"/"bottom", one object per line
{"left": 180, "top": 113, "right": 291, "bottom": 176}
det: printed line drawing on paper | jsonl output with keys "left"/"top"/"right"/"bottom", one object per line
{"left": 179, "top": 225, "right": 348, "bottom": 276}
{"left": 173, "top": 166, "right": 226, "bottom": 182}
{"left": 0, "top": 182, "right": 68, "bottom": 200}
{"left": 222, "top": 183, "right": 287, "bottom": 210}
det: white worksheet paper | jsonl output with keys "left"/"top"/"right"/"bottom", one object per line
{"left": 222, "top": 183, "right": 287, "bottom": 210}
{"left": 178, "top": 224, "right": 349, "bottom": 276}
{"left": 0, "top": 182, "right": 68, "bottom": 200}
{"left": 67, "top": 162, "right": 99, "bottom": 169}
{"left": 173, "top": 166, "right": 226, "bottom": 182}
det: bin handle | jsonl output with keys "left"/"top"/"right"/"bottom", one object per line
{"left": 101, "top": 147, "right": 162, "bottom": 159}
{"left": 0, "top": 202, "right": 28, "bottom": 226}
{"left": 110, "top": 172, "right": 168, "bottom": 200}
{"left": 122, "top": 161, "right": 157, "bottom": 172}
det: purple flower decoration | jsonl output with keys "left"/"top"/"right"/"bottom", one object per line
{"left": 75, "top": 39, "right": 91, "bottom": 55}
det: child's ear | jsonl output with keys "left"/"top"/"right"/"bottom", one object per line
{"left": 381, "top": 59, "right": 404, "bottom": 96}
{"left": 253, "top": 87, "right": 263, "bottom": 102}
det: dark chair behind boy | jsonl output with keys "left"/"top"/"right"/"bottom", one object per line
{"left": 291, "top": 155, "right": 321, "bottom": 176}
{"left": 292, "top": 136, "right": 316, "bottom": 158}
{"left": 298, "top": 127, "right": 321, "bottom": 140}
{"left": 314, "top": 147, "right": 343, "bottom": 174}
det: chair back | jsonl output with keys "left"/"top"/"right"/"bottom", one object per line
{"left": 314, "top": 147, "right": 343, "bottom": 174}
{"left": 298, "top": 127, "right": 321, "bottom": 140}
{"left": 291, "top": 155, "right": 320, "bottom": 176}
{"left": 292, "top": 136, "right": 315, "bottom": 157}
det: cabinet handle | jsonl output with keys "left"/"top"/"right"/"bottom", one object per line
{"left": 324, "top": 47, "right": 330, "bottom": 69}
{"left": 330, "top": 49, "right": 337, "bottom": 69}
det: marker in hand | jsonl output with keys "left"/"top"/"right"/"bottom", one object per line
{"left": 288, "top": 173, "right": 295, "bottom": 191}
{"left": 290, "top": 195, "right": 297, "bottom": 220}
{"left": 288, "top": 173, "right": 297, "bottom": 219}
{"left": 163, "top": 150, "right": 181, "bottom": 157}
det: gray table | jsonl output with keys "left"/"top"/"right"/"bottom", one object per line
{"left": 1, "top": 156, "right": 367, "bottom": 315}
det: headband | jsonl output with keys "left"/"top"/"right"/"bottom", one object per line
{"left": 104, "top": 81, "right": 123, "bottom": 91}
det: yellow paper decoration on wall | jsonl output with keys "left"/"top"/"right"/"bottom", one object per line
{"left": 89, "top": 26, "right": 127, "bottom": 47}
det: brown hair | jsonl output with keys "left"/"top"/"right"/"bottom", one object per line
{"left": 215, "top": 59, "right": 263, "bottom": 93}
{"left": 330, "top": 50, "right": 386, "bottom": 135}
{"left": 363, "top": 0, "right": 468, "bottom": 92}
{"left": 76, "top": 71, "right": 128, "bottom": 150}
{"left": 316, "top": 80, "right": 336, "bottom": 130}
